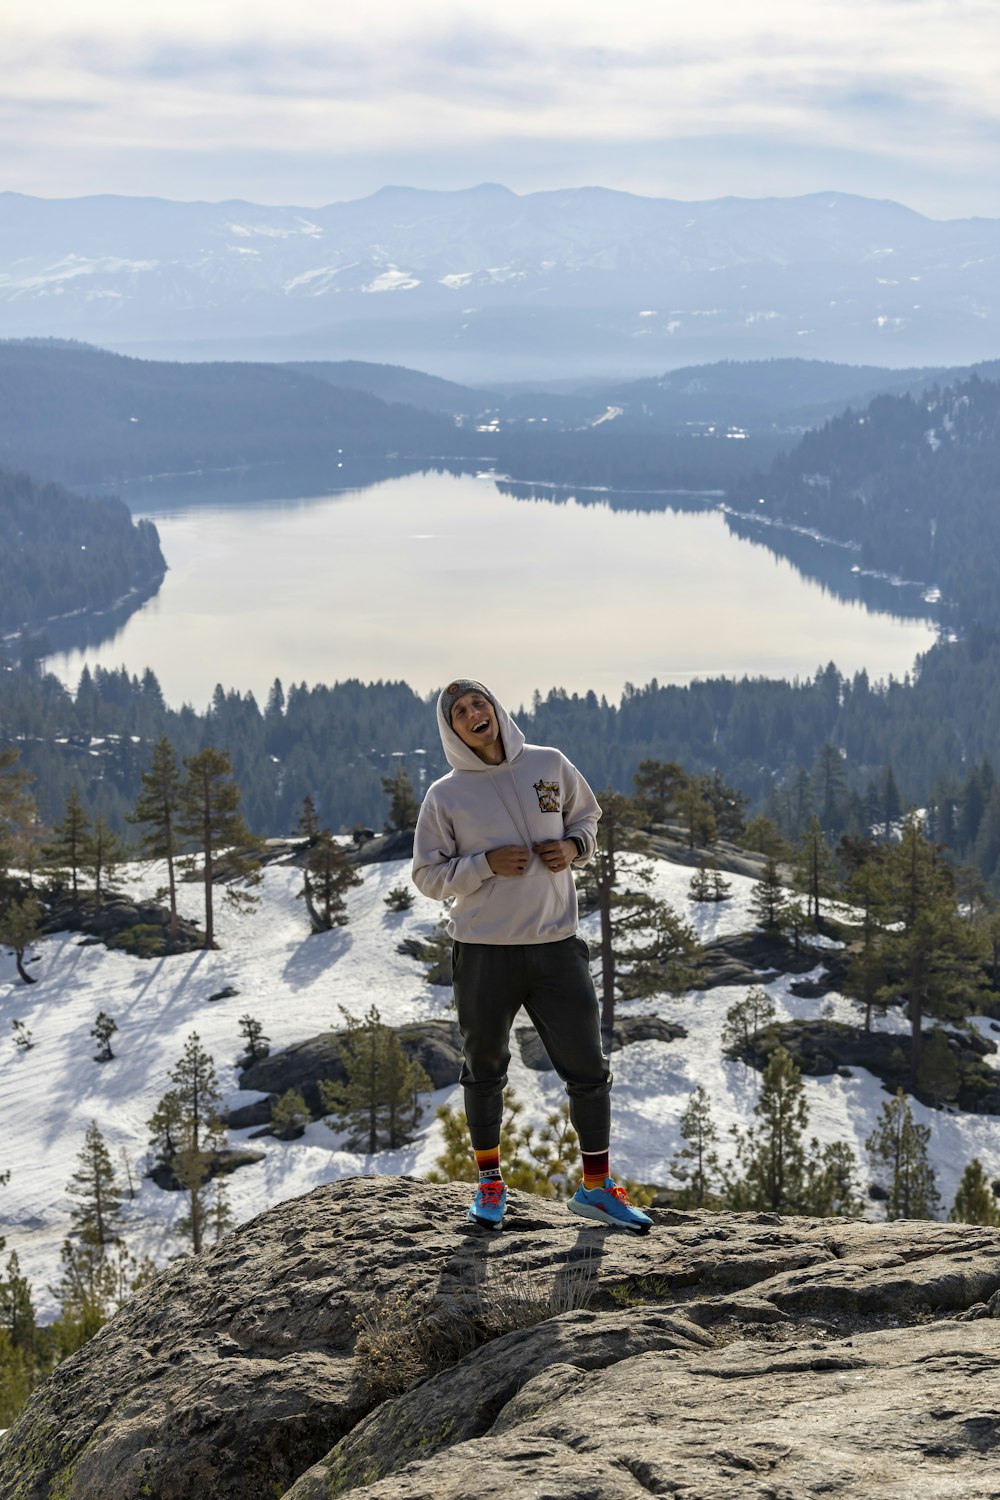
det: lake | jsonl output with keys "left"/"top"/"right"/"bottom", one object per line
{"left": 48, "top": 467, "right": 938, "bottom": 709}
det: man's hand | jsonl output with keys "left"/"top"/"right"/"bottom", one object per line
{"left": 487, "top": 844, "right": 531, "bottom": 876}
{"left": 533, "top": 839, "right": 577, "bottom": 873}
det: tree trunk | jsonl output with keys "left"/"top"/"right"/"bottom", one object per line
{"left": 167, "top": 850, "right": 178, "bottom": 938}
{"left": 203, "top": 842, "right": 214, "bottom": 948}
{"left": 14, "top": 946, "right": 35, "bottom": 984}
{"left": 598, "top": 881, "right": 615, "bottom": 1047}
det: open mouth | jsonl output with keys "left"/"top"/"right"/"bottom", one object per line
{"left": 472, "top": 718, "right": 491, "bottom": 735}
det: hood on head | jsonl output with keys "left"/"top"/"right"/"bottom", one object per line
{"left": 436, "top": 680, "right": 526, "bottom": 771}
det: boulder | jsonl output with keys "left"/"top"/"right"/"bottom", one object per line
{"left": 148, "top": 1145, "right": 266, "bottom": 1191}
{"left": 517, "top": 1014, "right": 687, "bottom": 1071}
{"left": 40, "top": 890, "right": 203, "bottom": 957}
{"left": 739, "top": 1019, "right": 1000, "bottom": 1113}
{"left": 5, "top": 1178, "right": 1000, "bottom": 1500}
{"left": 699, "top": 930, "right": 839, "bottom": 990}
{"left": 239, "top": 1020, "right": 463, "bottom": 1117}
{"left": 351, "top": 830, "right": 415, "bottom": 866}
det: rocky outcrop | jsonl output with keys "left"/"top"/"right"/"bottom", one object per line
{"left": 5, "top": 1178, "right": 1000, "bottom": 1500}
{"left": 517, "top": 1014, "right": 687, "bottom": 1071}
{"left": 741, "top": 1018, "right": 1000, "bottom": 1114}
{"left": 698, "top": 929, "right": 846, "bottom": 990}
{"left": 148, "top": 1145, "right": 266, "bottom": 1191}
{"left": 232, "top": 1020, "right": 464, "bottom": 1121}
{"left": 351, "top": 830, "right": 415, "bottom": 866}
{"left": 40, "top": 891, "right": 203, "bottom": 957}
{"left": 645, "top": 828, "right": 768, "bottom": 880}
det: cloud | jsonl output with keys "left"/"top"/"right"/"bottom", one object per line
{"left": 1, "top": 0, "right": 999, "bottom": 213}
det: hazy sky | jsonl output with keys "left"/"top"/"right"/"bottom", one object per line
{"left": 3, "top": 0, "right": 998, "bottom": 217}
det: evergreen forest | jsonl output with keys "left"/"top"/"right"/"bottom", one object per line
{"left": 0, "top": 469, "right": 164, "bottom": 634}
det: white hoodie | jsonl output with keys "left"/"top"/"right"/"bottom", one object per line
{"left": 411, "top": 684, "right": 601, "bottom": 944}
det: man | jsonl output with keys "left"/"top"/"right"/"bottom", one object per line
{"left": 412, "top": 678, "right": 651, "bottom": 1234}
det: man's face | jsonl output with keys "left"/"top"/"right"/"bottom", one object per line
{"left": 450, "top": 691, "right": 502, "bottom": 758}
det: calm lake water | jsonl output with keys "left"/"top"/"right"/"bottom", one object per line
{"left": 49, "top": 468, "right": 937, "bottom": 709}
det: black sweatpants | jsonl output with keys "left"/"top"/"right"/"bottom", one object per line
{"left": 452, "top": 933, "right": 612, "bottom": 1154}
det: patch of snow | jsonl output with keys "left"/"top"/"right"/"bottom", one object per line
{"left": 362, "top": 268, "right": 422, "bottom": 293}
{"left": 0, "top": 256, "right": 159, "bottom": 293}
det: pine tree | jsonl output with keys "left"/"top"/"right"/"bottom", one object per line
{"left": 10, "top": 1019, "right": 33, "bottom": 1052}
{"left": 297, "top": 793, "right": 320, "bottom": 841}
{"left": 271, "top": 1088, "right": 311, "bottom": 1139}
{"left": 950, "top": 1158, "right": 1000, "bottom": 1225}
{"left": 793, "top": 815, "right": 839, "bottom": 925}
{"left": 742, "top": 815, "right": 790, "bottom": 861}
{"left": 177, "top": 748, "right": 260, "bottom": 949}
{"left": 671, "top": 1085, "right": 720, "bottom": 1207}
{"left": 0, "top": 893, "right": 42, "bottom": 985}
{"left": 879, "top": 816, "right": 985, "bottom": 1079}
{"left": 750, "top": 857, "right": 785, "bottom": 929}
{"left": 721, "top": 987, "right": 777, "bottom": 1057}
{"left": 804, "top": 1140, "right": 864, "bottom": 1218}
{"left": 381, "top": 766, "right": 420, "bottom": 832}
{"left": 915, "top": 1028, "right": 960, "bottom": 1108}
{"left": 421, "top": 917, "right": 454, "bottom": 986}
{"left": 83, "top": 815, "right": 126, "bottom": 915}
{"left": 0, "top": 747, "right": 35, "bottom": 881}
{"left": 383, "top": 884, "right": 415, "bottom": 912}
{"left": 300, "top": 831, "right": 363, "bottom": 933}
{"left": 875, "top": 764, "right": 903, "bottom": 842}
{"left": 67, "top": 1121, "right": 124, "bottom": 1246}
{"left": 0, "top": 1249, "right": 36, "bottom": 1369}
{"left": 616, "top": 896, "right": 702, "bottom": 1005}
{"left": 43, "top": 787, "right": 90, "bottom": 907}
{"left": 237, "top": 1014, "right": 270, "bottom": 1065}
{"left": 631, "top": 759, "right": 686, "bottom": 826}
{"left": 128, "top": 736, "right": 184, "bottom": 937}
{"left": 725, "top": 1046, "right": 810, "bottom": 1213}
{"left": 208, "top": 1173, "right": 234, "bottom": 1244}
{"left": 319, "top": 1006, "right": 432, "bottom": 1153}
{"left": 148, "top": 1033, "right": 225, "bottom": 1253}
{"left": 812, "top": 743, "right": 848, "bottom": 834}
{"left": 843, "top": 853, "right": 890, "bottom": 1032}
{"left": 91, "top": 1012, "right": 118, "bottom": 1063}
{"left": 579, "top": 790, "right": 699, "bottom": 1043}
{"left": 676, "top": 780, "right": 717, "bottom": 850}
{"left": 49, "top": 1237, "right": 152, "bottom": 1360}
{"left": 688, "top": 862, "right": 732, "bottom": 903}
{"left": 865, "top": 1088, "right": 940, "bottom": 1220}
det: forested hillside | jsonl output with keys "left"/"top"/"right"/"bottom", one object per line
{"left": 733, "top": 375, "right": 1000, "bottom": 628}
{"left": 6, "top": 636, "right": 1000, "bottom": 885}
{"left": 0, "top": 469, "right": 164, "bottom": 633}
{"left": 0, "top": 342, "right": 456, "bottom": 487}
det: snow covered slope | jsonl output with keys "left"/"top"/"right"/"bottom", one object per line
{"left": 2, "top": 851, "right": 998, "bottom": 1320}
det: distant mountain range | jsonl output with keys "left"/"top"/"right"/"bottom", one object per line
{"left": 2, "top": 186, "right": 999, "bottom": 379}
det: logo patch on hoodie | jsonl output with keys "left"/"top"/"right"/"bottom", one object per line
{"left": 533, "top": 780, "right": 561, "bottom": 813}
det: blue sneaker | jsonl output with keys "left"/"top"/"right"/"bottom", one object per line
{"left": 567, "top": 1178, "right": 652, "bottom": 1235}
{"left": 468, "top": 1178, "right": 507, "bottom": 1230}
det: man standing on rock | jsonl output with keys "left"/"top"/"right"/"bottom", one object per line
{"left": 412, "top": 678, "right": 651, "bottom": 1235}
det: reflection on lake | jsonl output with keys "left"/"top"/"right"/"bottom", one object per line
{"left": 48, "top": 468, "right": 939, "bottom": 709}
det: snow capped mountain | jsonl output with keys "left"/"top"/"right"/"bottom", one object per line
{"left": 1, "top": 187, "right": 998, "bottom": 375}
{"left": 3, "top": 848, "right": 997, "bottom": 1322}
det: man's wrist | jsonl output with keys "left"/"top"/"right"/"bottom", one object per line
{"left": 567, "top": 836, "right": 585, "bottom": 861}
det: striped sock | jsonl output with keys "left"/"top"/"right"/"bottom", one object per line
{"left": 581, "top": 1149, "right": 610, "bottom": 1191}
{"left": 474, "top": 1145, "right": 503, "bottom": 1182}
